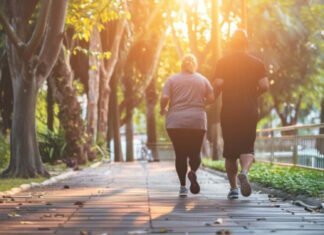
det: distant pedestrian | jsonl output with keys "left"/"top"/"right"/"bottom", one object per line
{"left": 213, "top": 29, "right": 270, "bottom": 199}
{"left": 160, "top": 54, "right": 214, "bottom": 197}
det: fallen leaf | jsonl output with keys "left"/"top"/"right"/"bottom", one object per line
{"left": 54, "top": 213, "right": 65, "bottom": 217}
{"left": 8, "top": 212, "right": 21, "bottom": 217}
{"left": 74, "top": 201, "right": 84, "bottom": 206}
{"left": 216, "top": 229, "right": 231, "bottom": 235}
{"left": 127, "top": 230, "right": 148, "bottom": 235}
{"left": 63, "top": 185, "right": 70, "bottom": 189}
{"left": 269, "top": 198, "right": 278, "bottom": 202}
{"left": 214, "top": 218, "right": 223, "bottom": 224}
{"left": 20, "top": 221, "right": 33, "bottom": 225}
{"left": 150, "top": 228, "right": 171, "bottom": 233}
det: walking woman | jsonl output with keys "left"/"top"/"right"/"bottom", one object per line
{"left": 160, "top": 54, "right": 214, "bottom": 197}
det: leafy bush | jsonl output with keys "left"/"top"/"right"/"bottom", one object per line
{"left": 38, "top": 129, "right": 66, "bottom": 164}
{"left": 0, "top": 134, "right": 10, "bottom": 170}
{"left": 202, "top": 159, "right": 324, "bottom": 197}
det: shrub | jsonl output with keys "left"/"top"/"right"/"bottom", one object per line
{"left": 202, "top": 158, "right": 324, "bottom": 197}
{"left": 38, "top": 129, "right": 66, "bottom": 164}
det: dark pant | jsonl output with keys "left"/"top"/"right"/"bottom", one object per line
{"left": 167, "top": 129, "right": 206, "bottom": 186}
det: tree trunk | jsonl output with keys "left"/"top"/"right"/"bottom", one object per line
{"left": 209, "top": 0, "right": 222, "bottom": 160}
{"left": 110, "top": 73, "right": 124, "bottom": 162}
{"left": 87, "top": 28, "right": 101, "bottom": 144}
{"left": 146, "top": 78, "right": 158, "bottom": 161}
{"left": 1, "top": 0, "right": 67, "bottom": 178}
{"left": 125, "top": 109, "right": 134, "bottom": 162}
{"left": 2, "top": 70, "right": 48, "bottom": 178}
{"left": 98, "top": 19, "right": 126, "bottom": 141}
{"left": 51, "top": 48, "right": 90, "bottom": 165}
{"left": 0, "top": 55, "right": 13, "bottom": 134}
{"left": 241, "top": 0, "right": 248, "bottom": 31}
{"left": 316, "top": 99, "right": 324, "bottom": 154}
{"left": 46, "top": 78, "right": 54, "bottom": 131}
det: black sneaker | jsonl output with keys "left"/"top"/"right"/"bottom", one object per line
{"left": 188, "top": 171, "right": 200, "bottom": 194}
{"left": 227, "top": 188, "right": 239, "bottom": 199}
{"left": 238, "top": 173, "right": 252, "bottom": 197}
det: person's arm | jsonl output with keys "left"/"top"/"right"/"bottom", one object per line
{"left": 204, "top": 78, "right": 215, "bottom": 105}
{"left": 213, "top": 78, "right": 224, "bottom": 98}
{"left": 257, "top": 77, "right": 270, "bottom": 96}
{"left": 205, "top": 92, "right": 215, "bottom": 105}
{"left": 160, "top": 95, "right": 169, "bottom": 116}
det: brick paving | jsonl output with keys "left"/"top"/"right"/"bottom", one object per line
{"left": 0, "top": 161, "right": 323, "bottom": 234}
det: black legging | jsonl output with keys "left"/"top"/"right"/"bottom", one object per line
{"left": 167, "top": 129, "right": 206, "bottom": 186}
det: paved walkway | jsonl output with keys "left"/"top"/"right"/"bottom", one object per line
{"left": 0, "top": 161, "right": 323, "bottom": 235}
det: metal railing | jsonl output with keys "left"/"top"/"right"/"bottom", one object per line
{"left": 138, "top": 124, "right": 324, "bottom": 170}
{"left": 255, "top": 123, "right": 324, "bottom": 169}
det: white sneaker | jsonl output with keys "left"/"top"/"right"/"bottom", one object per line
{"left": 179, "top": 186, "right": 188, "bottom": 197}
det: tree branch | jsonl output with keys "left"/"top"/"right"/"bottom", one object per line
{"left": 103, "top": 18, "right": 126, "bottom": 82}
{"left": 170, "top": 20, "right": 184, "bottom": 59}
{"left": 23, "top": 0, "right": 52, "bottom": 60}
{"left": 36, "top": 0, "right": 68, "bottom": 87}
{"left": 119, "top": 30, "right": 167, "bottom": 126}
{"left": 0, "top": 8, "right": 25, "bottom": 52}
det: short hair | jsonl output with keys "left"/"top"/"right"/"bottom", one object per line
{"left": 231, "top": 29, "right": 248, "bottom": 50}
{"left": 181, "top": 53, "right": 198, "bottom": 73}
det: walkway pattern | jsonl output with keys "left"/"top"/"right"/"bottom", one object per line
{"left": 0, "top": 162, "right": 323, "bottom": 234}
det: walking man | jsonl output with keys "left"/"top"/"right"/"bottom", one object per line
{"left": 213, "top": 29, "right": 270, "bottom": 199}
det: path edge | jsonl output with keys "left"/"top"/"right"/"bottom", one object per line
{"left": 0, "top": 161, "right": 104, "bottom": 197}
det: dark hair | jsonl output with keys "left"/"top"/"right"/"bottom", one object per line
{"left": 231, "top": 29, "right": 248, "bottom": 50}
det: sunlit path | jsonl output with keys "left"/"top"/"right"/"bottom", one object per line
{"left": 0, "top": 161, "right": 323, "bottom": 234}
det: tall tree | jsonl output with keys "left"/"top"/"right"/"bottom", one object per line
{"left": 0, "top": 0, "right": 68, "bottom": 177}
{"left": 50, "top": 48, "right": 90, "bottom": 165}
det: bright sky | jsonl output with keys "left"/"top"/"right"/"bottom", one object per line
{"left": 169, "top": 0, "right": 239, "bottom": 41}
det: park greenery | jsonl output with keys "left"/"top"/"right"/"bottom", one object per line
{"left": 0, "top": 0, "right": 323, "bottom": 179}
{"left": 202, "top": 159, "right": 324, "bottom": 198}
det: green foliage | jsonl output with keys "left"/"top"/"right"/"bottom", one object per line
{"left": 249, "top": 0, "right": 324, "bottom": 123}
{"left": 95, "top": 137, "right": 110, "bottom": 161}
{"left": 66, "top": 0, "right": 127, "bottom": 41}
{"left": 38, "top": 130, "right": 66, "bottom": 164}
{"left": 36, "top": 88, "right": 60, "bottom": 133}
{"left": 0, "top": 134, "right": 10, "bottom": 170}
{"left": 203, "top": 159, "right": 324, "bottom": 197}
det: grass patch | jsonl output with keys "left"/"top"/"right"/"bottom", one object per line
{"left": 0, "top": 177, "right": 46, "bottom": 192}
{"left": 0, "top": 163, "right": 68, "bottom": 192}
{"left": 202, "top": 158, "right": 324, "bottom": 198}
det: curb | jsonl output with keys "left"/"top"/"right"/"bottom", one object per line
{"left": 202, "top": 166, "right": 324, "bottom": 209}
{"left": 0, "top": 161, "right": 104, "bottom": 197}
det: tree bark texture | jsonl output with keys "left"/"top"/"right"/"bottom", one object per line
{"left": 0, "top": 54, "right": 13, "bottom": 134}
{"left": 98, "top": 19, "right": 126, "bottom": 141}
{"left": 110, "top": 72, "right": 124, "bottom": 162}
{"left": 87, "top": 28, "right": 101, "bottom": 144}
{"left": 46, "top": 78, "right": 54, "bottom": 131}
{"left": 51, "top": 49, "right": 90, "bottom": 165}
{"left": 0, "top": 0, "right": 67, "bottom": 178}
{"left": 145, "top": 78, "right": 158, "bottom": 161}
